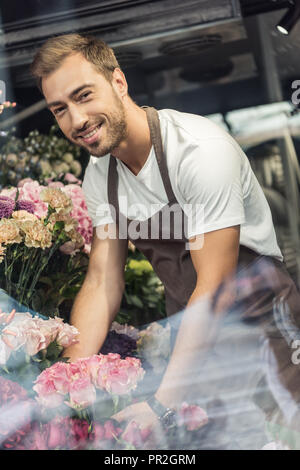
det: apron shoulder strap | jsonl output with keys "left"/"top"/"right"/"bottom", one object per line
{"left": 108, "top": 155, "right": 119, "bottom": 225}
{"left": 144, "top": 107, "right": 177, "bottom": 204}
{"left": 107, "top": 106, "right": 177, "bottom": 220}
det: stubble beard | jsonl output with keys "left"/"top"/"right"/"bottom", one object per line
{"left": 81, "top": 90, "right": 128, "bottom": 158}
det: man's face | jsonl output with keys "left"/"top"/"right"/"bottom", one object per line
{"left": 42, "top": 53, "right": 127, "bottom": 157}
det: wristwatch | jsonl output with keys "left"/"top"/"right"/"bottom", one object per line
{"left": 146, "top": 395, "right": 177, "bottom": 430}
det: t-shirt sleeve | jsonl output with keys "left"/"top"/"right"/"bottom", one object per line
{"left": 82, "top": 158, "right": 114, "bottom": 228}
{"left": 177, "top": 136, "right": 246, "bottom": 239}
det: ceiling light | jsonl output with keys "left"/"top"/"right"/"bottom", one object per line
{"left": 276, "top": 1, "right": 300, "bottom": 35}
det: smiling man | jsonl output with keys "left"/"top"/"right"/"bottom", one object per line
{"left": 30, "top": 33, "right": 300, "bottom": 436}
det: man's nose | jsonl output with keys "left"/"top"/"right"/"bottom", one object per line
{"left": 69, "top": 104, "right": 88, "bottom": 133}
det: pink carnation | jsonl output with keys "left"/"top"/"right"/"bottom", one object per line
{"left": 18, "top": 417, "right": 91, "bottom": 450}
{"left": 48, "top": 182, "right": 64, "bottom": 189}
{"left": 89, "top": 420, "right": 122, "bottom": 449}
{"left": 177, "top": 403, "right": 208, "bottom": 431}
{"left": 95, "top": 354, "right": 144, "bottom": 395}
{"left": 122, "top": 420, "right": 152, "bottom": 448}
{"left": 64, "top": 173, "right": 81, "bottom": 184}
{"left": 66, "top": 377, "right": 96, "bottom": 410}
{"left": 21, "top": 319, "right": 48, "bottom": 356}
{"left": 80, "top": 354, "right": 105, "bottom": 383}
{"left": 33, "top": 362, "right": 71, "bottom": 408}
{"left": 35, "top": 317, "right": 62, "bottom": 346}
{"left": 68, "top": 418, "right": 91, "bottom": 449}
{"left": 56, "top": 321, "right": 79, "bottom": 348}
{"left": 0, "top": 315, "right": 78, "bottom": 361}
{"left": 17, "top": 178, "right": 35, "bottom": 188}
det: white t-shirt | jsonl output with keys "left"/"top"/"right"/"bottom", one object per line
{"left": 82, "top": 108, "right": 283, "bottom": 261}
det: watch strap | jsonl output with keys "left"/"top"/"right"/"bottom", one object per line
{"left": 146, "top": 395, "right": 168, "bottom": 418}
{"left": 146, "top": 396, "right": 177, "bottom": 429}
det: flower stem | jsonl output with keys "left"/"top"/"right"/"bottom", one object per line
{"left": 18, "top": 248, "right": 40, "bottom": 305}
{"left": 24, "top": 239, "right": 61, "bottom": 306}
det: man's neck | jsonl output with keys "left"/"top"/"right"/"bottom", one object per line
{"left": 111, "top": 103, "right": 152, "bottom": 176}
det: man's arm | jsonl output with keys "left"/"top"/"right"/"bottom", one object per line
{"left": 63, "top": 225, "right": 128, "bottom": 361}
{"left": 155, "top": 225, "right": 240, "bottom": 408}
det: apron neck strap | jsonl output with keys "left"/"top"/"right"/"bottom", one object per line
{"left": 108, "top": 155, "right": 119, "bottom": 224}
{"left": 108, "top": 106, "right": 177, "bottom": 218}
{"left": 144, "top": 106, "right": 177, "bottom": 203}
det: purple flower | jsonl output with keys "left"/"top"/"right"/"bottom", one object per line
{"left": 15, "top": 199, "right": 35, "bottom": 214}
{"left": 0, "top": 196, "right": 15, "bottom": 219}
{"left": 0, "top": 196, "right": 14, "bottom": 203}
{"left": 99, "top": 331, "right": 137, "bottom": 358}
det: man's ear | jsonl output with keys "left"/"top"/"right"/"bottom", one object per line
{"left": 112, "top": 68, "right": 128, "bottom": 99}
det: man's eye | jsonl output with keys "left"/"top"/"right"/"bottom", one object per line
{"left": 79, "top": 92, "right": 91, "bottom": 100}
{"left": 53, "top": 107, "right": 65, "bottom": 115}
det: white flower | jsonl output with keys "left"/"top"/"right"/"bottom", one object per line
{"left": 110, "top": 322, "right": 140, "bottom": 340}
{"left": 137, "top": 322, "right": 171, "bottom": 373}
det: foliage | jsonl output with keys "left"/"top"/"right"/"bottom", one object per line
{"left": 0, "top": 123, "right": 84, "bottom": 188}
{"left": 117, "top": 250, "right": 166, "bottom": 327}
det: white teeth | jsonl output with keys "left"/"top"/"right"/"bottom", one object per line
{"left": 82, "top": 126, "right": 100, "bottom": 139}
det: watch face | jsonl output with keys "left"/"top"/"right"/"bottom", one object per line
{"left": 161, "top": 409, "right": 177, "bottom": 429}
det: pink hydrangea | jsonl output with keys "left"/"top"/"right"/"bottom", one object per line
{"left": 62, "top": 184, "right": 93, "bottom": 248}
{"left": 18, "top": 181, "right": 48, "bottom": 218}
{"left": 5, "top": 180, "right": 48, "bottom": 218}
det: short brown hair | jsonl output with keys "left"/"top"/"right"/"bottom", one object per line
{"left": 31, "top": 33, "right": 120, "bottom": 93}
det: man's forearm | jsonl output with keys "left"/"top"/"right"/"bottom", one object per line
{"left": 63, "top": 278, "right": 124, "bottom": 361}
{"left": 155, "top": 279, "right": 235, "bottom": 408}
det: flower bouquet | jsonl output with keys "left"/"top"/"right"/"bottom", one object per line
{"left": 33, "top": 353, "right": 145, "bottom": 423}
{"left": 0, "top": 184, "right": 86, "bottom": 314}
{"left": 0, "top": 308, "right": 78, "bottom": 390}
{"left": 0, "top": 310, "right": 209, "bottom": 450}
{"left": 0, "top": 374, "right": 125, "bottom": 450}
{"left": 0, "top": 123, "right": 84, "bottom": 188}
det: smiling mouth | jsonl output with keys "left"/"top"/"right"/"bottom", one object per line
{"left": 77, "top": 124, "right": 102, "bottom": 144}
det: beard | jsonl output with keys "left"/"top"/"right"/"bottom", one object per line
{"left": 74, "top": 88, "right": 128, "bottom": 157}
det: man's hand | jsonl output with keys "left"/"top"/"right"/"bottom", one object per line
{"left": 0, "top": 101, "right": 16, "bottom": 114}
{"left": 62, "top": 225, "right": 128, "bottom": 361}
{"left": 112, "top": 401, "right": 165, "bottom": 448}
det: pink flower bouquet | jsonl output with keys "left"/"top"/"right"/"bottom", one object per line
{"left": 33, "top": 353, "right": 145, "bottom": 421}
{"left": 0, "top": 309, "right": 79, "bottom": 390}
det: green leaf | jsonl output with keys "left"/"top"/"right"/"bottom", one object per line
{"left": 128, "top": 295, "right": 143, "bottom": 308}
{"left": 45, "top": 341, "right": 63, "bottom": 360}
{"left": 112, "top": 394, "right": 119, "bottom": 414}
{"left": 37, "top": 276, "right": 53, "bottom": 287}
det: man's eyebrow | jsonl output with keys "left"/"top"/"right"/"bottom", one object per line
{"left": 46, "top": 83, "right": 95, "bottom": 109}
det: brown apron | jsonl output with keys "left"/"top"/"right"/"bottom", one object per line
{"left": 108, "top": 107, "right": 298, "bottom": 319}
{"left": 107, "top": 107, "right": 300, "bottom": 441}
